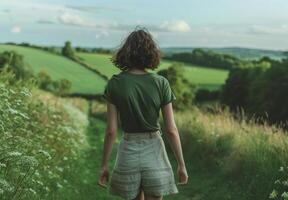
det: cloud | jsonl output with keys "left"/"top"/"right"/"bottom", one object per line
{"left": 65, "top": 5, "right": 128, "bottom": 13}
{"left": 159, "top": 20, "right": 191, "bottom": 32}
{"left": 36, "top": 19, "right": 55, "bottom": 24}
{"left": 57, "top": 12, "right": 190, "bottom": 35}
{"left": 95, "top": 30, "right": 110, "bottom": 39}
{"left": 11, "top": 26, "right": 21, "bottom": 34}
{"left": 58, "top": 12, "right": 95, "bottom": 27}
{"left": 3, "top": 9, "right": 10, "bottom": 13}
{"left": 247, "top": 25, "right": 288, "bottom": 35}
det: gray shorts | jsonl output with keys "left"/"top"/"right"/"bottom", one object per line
{"left": 109, "top": 130, "right": 178, "bottom": 200}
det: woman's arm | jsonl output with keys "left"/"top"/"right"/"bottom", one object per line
{"left": 98, "top": 102, "right": 118, "bottom": 188}
{"left": 161, "top": 102, "right": 188, "bottom": 185}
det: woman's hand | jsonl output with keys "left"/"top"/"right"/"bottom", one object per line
{"left": 97, "top": 166, "right": 109, "bottom": 189}
{"left": 177, "top": 165, "right": 188, "bottom": 185}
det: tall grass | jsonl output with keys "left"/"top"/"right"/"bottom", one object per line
{"left": 0, "top": 72, "right": 89, "bottom": 199}
{"left": 170, "top": 108, "right": 288, "bottom": 199}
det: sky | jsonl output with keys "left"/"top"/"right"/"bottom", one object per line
{"left": 1, "top": 0, "right": 288, "bottom": 50}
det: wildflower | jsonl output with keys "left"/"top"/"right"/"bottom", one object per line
{"left": 29, "top": 188, "right": 37, "bottom": 195}
{"left": 283, "top": 180, "right": 288, "bottom": 186}
{"left": 9, "top": 89, "right": 16, "bottom": 94}
{"left": 38, "top": 150, "right": 52, "bottom": 160}
{"left": 20, "top": 88, "right": 32, "bottom": 97}
{"left": 8, "top": 108, "right": 18, "bottom": 115}
{"left": 281, "top": 192, "right": 288, "bottom": 199}
{"left": 56, "top": 167, "right": 64, "bottom": 172}
{"left": 63, "top": 156, "right": 68, "bottom": 161}
{"left": 0, "top": 163, "right": 6, "bottom": 168}
{"left": 8, "top": 151, "right": 22, "bottom": 156}
{"left": 56, "top": 183, "right": 63, "bottom": 189}
{"left": 269, "top": 189, "right": 278, "bottom": 199}
{"left": 279, "top": 166, "right": 284, "bottom": 172}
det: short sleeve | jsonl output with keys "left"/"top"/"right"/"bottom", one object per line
{"left": 161, "top": 78, "right": 176, "bottom": 106}
{"left": 102, "top": 80, "right": 116, "bottom": 105}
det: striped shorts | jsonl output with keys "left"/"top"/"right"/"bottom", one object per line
{"left": 108, "top": 130, "right": 178, "bottom": 200}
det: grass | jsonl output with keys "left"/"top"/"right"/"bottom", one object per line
{"left": 170, "top": 108, "right": 288, "bottom": 200}
{"left": 0, "top": 45, "right": 107, "bottom": 94}
{"left": 86, "top": 100, "right": 288, "bottom": 200}
{"left": 77, "top": 52, "right": 228, "bottom": 91}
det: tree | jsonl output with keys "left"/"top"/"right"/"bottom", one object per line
{"left": 37, "top": 70, "right": 53, "bottom": 90}
{"left": 0, "top": 51, "right": 33, "bottom": 80}
{"left": 157, "top": 63, "right": 196, "bottom": 110}
{"left": 62, "top": 41, "right": 75, "bottom": 58}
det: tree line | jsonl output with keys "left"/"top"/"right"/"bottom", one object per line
{"left": 221, "top": 58, "right": 288, "bottom": 128}
{"left": 164, "top": 48, "right": 273, "bottom": 70}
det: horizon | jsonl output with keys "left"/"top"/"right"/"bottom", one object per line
{"left": 1, "top": 0, "right": 288, "bottom": 51}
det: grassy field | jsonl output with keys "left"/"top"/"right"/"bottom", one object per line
{"left": 77, "top": 52, "right": 228, "bottom": 90}
{"left": 87, "top": 101, "right": 288, "bottom": 200}
{"left": 0, "top": 45, "right": 107, "bottom": 94}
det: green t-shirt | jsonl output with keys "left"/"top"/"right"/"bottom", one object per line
{"left": 102, "top": 71, "right": 176, "bottom": 133}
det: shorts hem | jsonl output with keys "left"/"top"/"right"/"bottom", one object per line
{"left": 109, "top": 183, "right": 179, "bottom": 200}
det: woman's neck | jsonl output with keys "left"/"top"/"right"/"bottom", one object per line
{"left": 127, "top": 68, "right": 148, "bottom": 74}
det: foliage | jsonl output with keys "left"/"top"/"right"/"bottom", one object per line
{"left": 269, "top": 166, "right": 288, "bottom": 200}
{"left": 0, "top": 44, "right": 107, "bottom": 94}
{"left": 195, "top": 89, "right": 221, "bottom": 102}
{"left": 164, "top": 107, "right": 288, "bottom": 200}
{"left": 221, "top": 60, "right": 288, "bottom": 127}
{"left": 165, "top": 48, "right": 250, "bottom": 70}
{"left": 0, "top": 51, "right": 33, "bottom": 80}
{"left": 62, "top": 41, "right": 75, "bottom": 59}
{"left": 157, "top": 63, "right": 196, "bottom": 110}
{"left": 37, "top": 70, "right": 72, "bottom": 96}
{"left": 0, "top": 71, "right": 88, "bottom": 199}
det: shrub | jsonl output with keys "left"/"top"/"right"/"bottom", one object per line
{"left": 0, "top": 51, "right": 33, "bottom": 80}
{"left": 36, "top": 70, "right": 72, "bottom": 96}
{"left": 157, "top": 62, "right": 196, "bottom": 110}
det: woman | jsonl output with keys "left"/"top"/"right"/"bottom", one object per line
{"left": 98, "top": 27, "right": 188, "bottom": 200}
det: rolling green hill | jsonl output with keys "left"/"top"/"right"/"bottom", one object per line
{"left": 0, "top": 45, "right": 106, "bottom": 94}
{"left": 77, "top": 52, "right": 228, "bottom": 90}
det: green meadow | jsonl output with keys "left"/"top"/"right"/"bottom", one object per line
{"left": 0, "top": 45, "right": 107, "bottom": 94}
{"left": 77, "top": 52, "right": 228, "bottom": 90}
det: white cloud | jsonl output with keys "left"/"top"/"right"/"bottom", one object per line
{"left": 95, "top": 30, "right": 110, "bottom": 39}
{"left": 159, "top": 20, "right": 191, "bottom": 32}
{"left": 58, "top": 12, "right": 95, "bottom": 27}
{"left": 248, "top": 24, "right": 288, "bottom": 35}
{"left": 11, "top": 26, "right": 21, "bottom": 34}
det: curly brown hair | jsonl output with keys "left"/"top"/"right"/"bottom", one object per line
{"left": 111, "top": 27, "right": 161, "bottom": 71}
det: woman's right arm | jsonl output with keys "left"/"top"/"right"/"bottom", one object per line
{"left": 161, "top": 102, "right": 188, "bottom": 185}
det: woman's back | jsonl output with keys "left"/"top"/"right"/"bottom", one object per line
{"left": 103, "top": 71, "right": 176, "bottom": 133}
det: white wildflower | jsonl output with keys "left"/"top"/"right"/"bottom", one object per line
{"left": 38, "top": 150, "right": 52, "bottom": 160}
{"left": 29, "top": 188, "right": 36, "bottom": 195}
{"left": 0, "top": 163, "right": 6, "bottom": 168}
{"left": 8, "top": 151, "right": 22, "bottom": 156}
{"left": 269, "top": 189, "right": 278, "bottom": 199}
{"left": 281, "top": 192, "right": 288, "bottom": 199}
{"left": 56, "top": 183, "right": 63, "bottom": 189}
{"left": 20, "top": 88, "right": 32, "bottom": 97}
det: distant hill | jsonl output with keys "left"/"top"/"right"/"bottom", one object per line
{"left": 161, "top": 47, "right": 286, "bottom": 60}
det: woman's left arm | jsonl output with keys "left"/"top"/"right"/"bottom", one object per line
{"left": 98, "top": 102, "right": 118, "bottom": 188}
